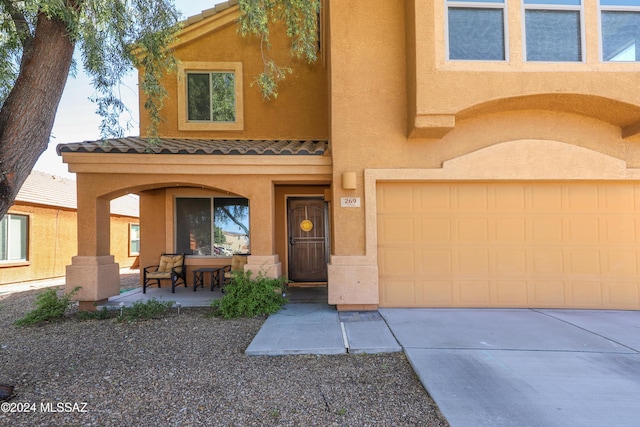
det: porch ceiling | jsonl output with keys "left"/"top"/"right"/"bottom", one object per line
{"left": 56, "top": 138, "right": 328, "bottom": 156}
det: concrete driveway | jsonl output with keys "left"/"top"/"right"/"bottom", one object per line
{"left": 379, "top": 308, "right": 640, "bottom": 427}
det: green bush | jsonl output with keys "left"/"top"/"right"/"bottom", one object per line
{"left": 211, "top": 271, "right": 288, "bottom": 319}
{"left": 15, "top": 286, "right": 80, "bottom": 326}
{"left": 77, "top": 307, "right": 114, "bottom": 321}
{"left": 118, "top": 298, "right": 174, "bottom": 322}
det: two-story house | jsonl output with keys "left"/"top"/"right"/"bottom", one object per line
{"left": 58, "top": 0, "right": 640, "bottom": 311}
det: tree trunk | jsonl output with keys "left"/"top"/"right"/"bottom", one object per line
{"left": 0, "top": 13, "right": 75, "bottom": 219}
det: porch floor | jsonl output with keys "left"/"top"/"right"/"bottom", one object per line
{"left": 99, "top": 283, "right": 329, "bottom": 309}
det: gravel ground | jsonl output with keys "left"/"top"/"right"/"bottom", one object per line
{"left": 0, "top": 275, "right": 449, "bottom": 426}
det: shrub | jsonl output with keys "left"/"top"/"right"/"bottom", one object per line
{"left": 77, "top": 307, "right": 114, "bottom": 321}
{"left": 211, "top": 271, "right": 288, "bottom": 319}
{"left": 117, "top": 298, "right": 174, "bottom": 322}
{"left": 15, "top": 286, "right": 80, "bottom": 326}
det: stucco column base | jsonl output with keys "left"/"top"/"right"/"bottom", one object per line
{"left": 66, "top": 256, "right": 120, "bottom": 311}
{"left": 328, "top": 256, "right": 378, "bottom": 310}
{"left": 245, "top": 255, "right": 282, "bottom": 279}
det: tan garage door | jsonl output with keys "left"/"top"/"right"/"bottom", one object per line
{"left": 377, "top": 182, "right": 640, "bottom": 309}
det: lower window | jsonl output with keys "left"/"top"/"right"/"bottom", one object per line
{"left": 0, "top": 214, "right": 28, "bottom": 262}
{"left": 175, "top": 197, "right": 250, "bottom": 257}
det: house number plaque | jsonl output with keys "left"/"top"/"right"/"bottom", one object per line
{"left": 340, "top": 197, "right": 361, "bottom": 208}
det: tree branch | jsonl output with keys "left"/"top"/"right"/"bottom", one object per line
{"left": 0, "top": 0, "right": 33, "bottom": 48}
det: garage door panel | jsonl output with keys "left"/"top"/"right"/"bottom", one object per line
{"left": 567, "top": 217, "right": 600, "bottom": 243}
{"left": 456, "top": 217, "right": 489, "bottom": 241}
{"left": 531, "top": 217, "right": 563, "bottom": 242}
{"left": 379, "top": 217, "right": 415, "bottom": 243}
{"left": 457, "top": 249, "right": 490, "bottom": 273}
{"left": 420, "top": 249, "right": 452, "bottom": 274}
{"left": 603, "top": 250, "right": 638, "bottom": 275}
{"left": 532, "top": 280, "right": 566, "bottom": 306}
{"left": 495, "top": 249, "right": 527, "bottom": 273}
{"left": 605, "top": 282, "right": 640, "bottom": 307}
{"left": 380, "top": 279, "right": 417, "bottom": 306}
{"left": 532, "top": 249, "right": 564, "bottom": 273}
{"left": 566, "top": 186, "right": 599, "bottom": 211}
{"left": 568, "top": 281, "right": 603, "bottom": 307}
{"left": 421, "top": 280, "right": 454, "bottom": 305}
{"left": 419, "top": 217, "right": 451, "bottom": 241}
{"left": 530, "top": 185, "right": 562, "bottom": 211}
{"left": 602, "top": 185, "right": 636, "bottom": 211}
{"left": 379, "top": 248, "right": 415, "bottom": 275}
{"left": 495, "top": 217, "right": 526, "bottom": 242}
{"left": 602, "top": 217, "right": 636, "bottom": 243}
{"left": 458, "top": 281, "right": 491, "bottom": 305}
{"left": 378, "top": 182, "right": 640, "bottom": 309}
{"left": 456, "top": 185, "right": 488, "bottom": 210}
{"left": 496, "top": 280, "right": 528, "bottom": 305}
{"left": 567, "top": 249, "right": 601, "bottom": 275}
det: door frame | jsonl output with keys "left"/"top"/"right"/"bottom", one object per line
{"left": 286, "top": 196, "right": 330, "bottom": 283}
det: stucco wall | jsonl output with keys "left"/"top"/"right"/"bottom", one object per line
{"left": 0, "top": 204, "right": 138, "bottom": 285}
{"left": 139, "top": 11, "right": 329, "bottom": 141}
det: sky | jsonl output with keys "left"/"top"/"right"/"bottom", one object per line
{"left": 34, "top": 0, "right": 226, "bottom": 179}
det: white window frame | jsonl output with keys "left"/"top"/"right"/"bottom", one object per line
{"left": 445, "top": 0, "right": 509, "bottom": 62}
{"left": 598, "top": 0, "right": 640, "bottom": 62}
{"left": 129, "top": 223, "right": 140, "bottom": 256}
{"left": 0, "top": 214, "right": 28, "bottom": 263}
{"left": 177, "top": 62, "right": 244, "bottom": 131}
{"left": 522, "top": 0, "right": 585, "bottom": 62}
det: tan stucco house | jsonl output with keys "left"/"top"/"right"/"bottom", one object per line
{"left": 1, "top": 171, "right": 139, "bottom": 286}
{"left": 58, "top": 0, "right": 640, "bottom": 311}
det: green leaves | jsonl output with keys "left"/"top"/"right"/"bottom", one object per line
{"left": 238, "top": 0, "right": 320, "bottom": 99}
{"left": 14, "top": 286, "right": 80, "bottom": 326}
{"left": 211, "top": 271, "right": 288, "bottom": 319}
{"left": 0, "top": 0, "right": 181, "bottom": 140}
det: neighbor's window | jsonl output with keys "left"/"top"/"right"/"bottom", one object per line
{"left": 446, "top": 0, "right": 507, "bottom": 60}
{"left": 524, "top": 0, "right": 584, "bottom": 62}
{"left": 600, "top": 0, "right": 640, "bottom": 61}
{"left": 177, "top": 62, "right": 243, "bottom": 131}
{"left": 175, "top": 197, "right": 250, "bottom": 257}
{"left": 129, "top": 223, "right": 140, "bottom": 256}
{"left": 187, "top": 72, "right": 236, "bottom": 122}
{"left": 0, "top": 214, "right": 28, "bottom": 262}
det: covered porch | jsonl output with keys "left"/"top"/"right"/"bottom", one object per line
{"left": 57, "top": 138, "right": 332, "bottom": 310}
{"left": 99, "top": 280, "right": 328, "bottom": 309}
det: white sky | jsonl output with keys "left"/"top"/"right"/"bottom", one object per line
{"left": 34, "top": 0, "right": 226, "bottom": 178}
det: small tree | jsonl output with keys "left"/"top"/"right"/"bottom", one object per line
{"left": 0, "top": 0, "right": 321, "bottom": 220}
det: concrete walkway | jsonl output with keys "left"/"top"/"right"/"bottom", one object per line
{"left": 248, "top": 306, "right": 640, "bottom": 426}
{"left": 380, "top": 308, "right": 640, "bottom": 427}
{"left": 245, "top": 303, "right": 402, "bottom": 355}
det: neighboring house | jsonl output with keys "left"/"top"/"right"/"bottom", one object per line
{"left": 57, "top": 0, "right": 640, "bottom": 311}
{"left": 0, "top": 171, "right": 139, "bottom": 285}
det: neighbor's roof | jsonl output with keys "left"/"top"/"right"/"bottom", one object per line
{"left": 57, "top": 138, "right": 328, "bottom": 156}
{"left": 15, "top": 171, "right": 139, "bottom": 217}
{"left": 182, "top": 0, "right": 239, "bottom": 26}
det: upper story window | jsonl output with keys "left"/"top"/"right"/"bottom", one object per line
{"left": 187, "top": 72, "right": 236, "bottom": 122}
{"left": 446, "top": 0, "right": 507, "bottom": 60}
{"left": 600, "top": 0, "right": 640, "bottom": 61}
{"left": 0, "top": 214, "right": 28, "bottom": 262}
{"left": 177, "top": 62, "right": 244, "bottom": 131}
{"left": 524, "top": 0, "right": 584, "bottom": 61}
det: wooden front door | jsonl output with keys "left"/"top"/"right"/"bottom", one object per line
{"left": 288, "top": 197, "right": 329, "bottom": 282}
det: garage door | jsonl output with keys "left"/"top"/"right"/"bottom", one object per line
{"left": 377, "top": 182, "right": 640, "bottom": 309}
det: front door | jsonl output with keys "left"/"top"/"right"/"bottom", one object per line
{"left": 287, "top": 197, "right": 329, "bottom": 282}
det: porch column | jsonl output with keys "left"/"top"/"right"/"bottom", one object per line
{"left": 244, "top": 181, "right": 281, "bottom": 278}
{"left": 66, "top": 186, "right": 119, "bottom": 311}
